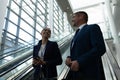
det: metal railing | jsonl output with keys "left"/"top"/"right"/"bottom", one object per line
{"left": 104, "top": 39, "right": 120, "bottom": 80}
{"left": 0, "top": 33, "right": 72, "bottom": 80}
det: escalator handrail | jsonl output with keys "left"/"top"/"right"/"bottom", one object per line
{"left": 0, "top": 35, "right": 72, "bottom": 77}
{"left": 0, "top": 50, "right": 33, "bottom": 77}
{"left": 0, "top": 33, "right": 72, "bottom": 59}
{"left": 0, "top": 46, "right": 32, "bottom": 60}
{"left": 15, "top": 38, "right": 72, "bottom": 80}
{"left": 105, "top": 40, "right": 120, "bottom": 79}
{"left": 0, "top": 45, "right": 30, "bottom": 56}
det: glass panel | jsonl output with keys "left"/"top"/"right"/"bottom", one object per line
{"left": 11, "top": 1, "right": 19, "bottom": 14}
{"left": 54, "top": 22, "right": 58, "bottom": 28}
{"left": 9, "top": 11, "right": 18, "bottom": 25}
{"left": 37, "top": 4, "right": 45, "bottom": 14}
{"left": 36, "top": 23, "right": 42, "bottom": 32}
{"left": 54, "top": 14, "right": 58, "bottom": 20}
{"left": 31, "top": 0, "right": 36, "bottom": 3}
{"left": 6, "top": 33, "right": 16, "bottom": 42}
{"left": 20, "top": 20, "right": 33, "bottom": 35}
{"left": 21, "top": 10, "right": 30, "bottom": 20}
{"left": 19, "top": 29, "right": 33, "bottom": 43}
{"left": 37, "top": 10, "right": 42, "bottom": 18}
{"left": 37, "top": 16, "right": 45, "bottom": 27}
{"left": 21, "top": 10, "right": 34, "bottom": 26}
{"left": 54, "top": 27, "right": 58, "bottom": 35}
{"left": 38, "top": 0, "right": 45, "bottom": 9}
{"left": 13, "top": 0, "right": 21, "bottom": 4}
{"left": 36, "top": 31, "right": 41, "bottom": 40}
{"left": 7, "top": 22, "right": 17, "bottom": 36}
{"left": 22, "top": 1, "right": 34, "bottom": 17}
{"left": 54, "top": 18, "right": 58, "bottom": 24}
{"left": 46, "top": 18, "right": 49, "bottom": 26}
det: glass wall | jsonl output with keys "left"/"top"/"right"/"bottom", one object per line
{"left": 1, "top": 0, "right": 72, "bottom": 50}
{"left": 53, "top": 0, "right": 64, "bottom": 39}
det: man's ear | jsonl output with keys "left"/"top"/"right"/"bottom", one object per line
{"left": 79, "top": 14, "right": 84, "bottom": 21}
{"left": 79, "top": 14, "right": 83, "bottom": 18}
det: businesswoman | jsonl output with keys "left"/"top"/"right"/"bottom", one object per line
{"left": 32, "top": 27, "right": 62, "bottom": 80}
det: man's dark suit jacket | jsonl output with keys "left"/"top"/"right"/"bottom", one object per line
{"left": 33, "top": 40, "right": 62, "bottom": 78}
{"left": 69, "top": 24, "right": 106, "bottom": 80}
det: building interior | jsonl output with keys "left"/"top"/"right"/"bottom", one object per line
{"left": 0, "top": 0, "right": 120, "bottom": 80}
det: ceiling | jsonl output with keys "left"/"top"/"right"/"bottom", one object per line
{"left": 68, "top": 0, "right": 105, "bottom": 12}
{"left": 57, "top": 0, "right": 105, "bottom": 27}
{"left": 56, "top": 0, "right": 73, "bottom": 26}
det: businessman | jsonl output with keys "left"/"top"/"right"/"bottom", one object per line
{"left": 65, "top": 11, "right": 106, "bottom": 80}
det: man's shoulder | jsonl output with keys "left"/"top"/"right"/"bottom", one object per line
{"left": 87, "top": 24, "right": 100, "bottom": 29}
{"left": 88, "top": 24, "right": 99, "bottom": 27}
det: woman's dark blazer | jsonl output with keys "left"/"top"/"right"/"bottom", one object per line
{"left": 69, "top": 24, "right": 106, "bottom": 80}
{"left": 33, "top": 40, "right": 62, "bottom": 78}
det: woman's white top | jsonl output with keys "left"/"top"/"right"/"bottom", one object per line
{"left": 38, "top": 44, "right": 46, "bottom": 59}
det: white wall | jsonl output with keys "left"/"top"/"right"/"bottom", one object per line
{"left": 113, "top": 0, "right": 120, "bottom": 34}
{"left": 0, "top": 0, "right": 8, "bottom": 48}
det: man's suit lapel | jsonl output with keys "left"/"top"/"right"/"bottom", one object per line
{"left": 74, "top": 24, "right": 88, "bottom": 41}
{"left": 71, "top": 24, "right": 88, "bottom": 49}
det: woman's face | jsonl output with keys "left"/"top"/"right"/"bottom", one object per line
{"left": 41, "top": 28, "right": 51, "bottom": 39}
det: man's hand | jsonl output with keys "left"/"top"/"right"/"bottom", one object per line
{"left": 65, "top": 57, "right": 72, "bottom": 67}
{"left": 70, "top": 60, "right": 79, "bottom": 71}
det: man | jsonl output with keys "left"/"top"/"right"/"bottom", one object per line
{"left": 65, "top": 11, "right": 106, "bottom": 80}
{"left": 32, "top": 28, "right": 62, "bottom": 80}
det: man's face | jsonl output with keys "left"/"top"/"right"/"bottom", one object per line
{"left": 72, "top": 14, "right": 80, "bottom": 27}
{"left": 72, "top": 13, "right": 83, "bottom": 27}
{"left": 41, "top": 28, "right": 51, "bottom": 38}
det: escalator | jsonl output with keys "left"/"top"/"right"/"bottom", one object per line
{"left": 13, "top": 39, "right": 120, "bottom": 80}
{"left": 1, "top": 37, "right": 119, "bottom": 80}
{"left": 60, "top": 39, "right": 120, "bottom": 80}
{"left": 0, "top": 34, "right": 72, "bottom": 80}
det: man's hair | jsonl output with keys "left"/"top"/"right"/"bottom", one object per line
{"left": 75, "top": 11, "right": 88, "bottom": 22}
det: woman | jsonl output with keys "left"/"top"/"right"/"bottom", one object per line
{"left": 32, "top": 27, "right": 62, "bottom": 80}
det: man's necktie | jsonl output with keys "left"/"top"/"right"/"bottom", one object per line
{"left": 74, "top": 29, "right": 80, "bottom": 38}
{"left": 71, "top": 29, "right": 80, "bottom": 48}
